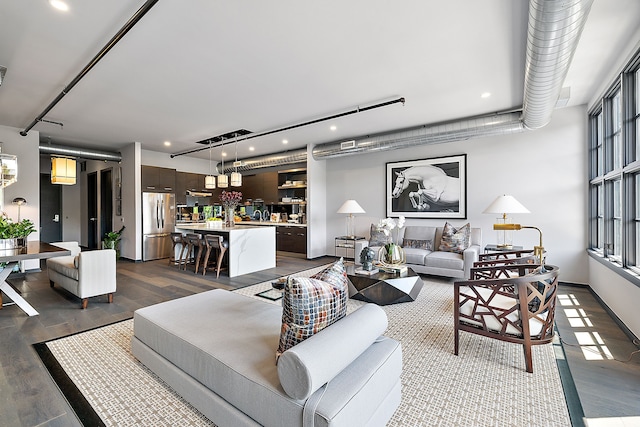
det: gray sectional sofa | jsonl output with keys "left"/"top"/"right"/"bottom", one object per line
{"left": 131, "top": 289, "right": 402, "bottom": 426}
{"left": 367, "top": 225, "right": 482, "bottom": 279}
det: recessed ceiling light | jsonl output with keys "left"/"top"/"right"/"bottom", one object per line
{"left": 481, "top": 92, "right": 491, "bottom": 99}
{"left": 249, "top": 146, "right": 255, "bottom": 151}
{"left": 49, "top": 0, "right": 69, "bottom": 11}
{"left": 163, "top": 141, "right": 171, "bottom": 146}
{"left": 282, "top": 139, "right": 288, "bottom": 144}
{"left": 222, "top": 152, "right": 227, "bottom": 157}
{"left": 330, "top": 125, "right": 337, "bottom": 131}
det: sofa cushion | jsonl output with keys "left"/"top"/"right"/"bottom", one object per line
{"left": 403, "top": 248, "right": 430, "bottom": 265}
{"left": 46, "top": 256, "right": 79, "bottom": 281}
{"left": 425, "top": 251, "right": 464, "bottom": 271}
{"left": 277, "top": 260, "right": 348, "bottom": 358}
{"left": 368, "top": 224, "right": 392, "bottom": 247}
{"left": 438, "top": 222, "right": 470, "bottom": 253}
{"left": 278, "top": 303, "right": 388, "bottom": 400}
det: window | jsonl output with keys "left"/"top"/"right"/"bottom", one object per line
{"left": 588, "top": 48, "right": 640, "bottom": 274}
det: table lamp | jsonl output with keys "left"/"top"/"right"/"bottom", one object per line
{"left": 12, "top": 197, "right": 26, "bottom": 221}
{"left": 483, "top": 195, "right": 530, "bottom": 248}
{"left": 337, "top": 199, "right": 365, "bottom": 238}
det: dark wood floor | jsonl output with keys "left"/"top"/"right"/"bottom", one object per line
{"left": 553, "top": 284, "right": 640, "bottom": 422}
{"left": 0, "top": 258, "right": 638, "bottom": 426}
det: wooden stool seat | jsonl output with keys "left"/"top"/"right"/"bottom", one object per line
{"left": 202, "top": 234, "right": 228, "bottom": 278}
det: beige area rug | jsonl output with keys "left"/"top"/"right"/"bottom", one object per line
{"left": 42, "top": 265, "right": 571, "bottom": 426}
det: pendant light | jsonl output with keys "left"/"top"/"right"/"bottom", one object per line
{"left": 204, "top": 140, "right": 216, "bottom": 189}
{"left": 230, "top": 133, "right": 242, "bottom": 187}
{"left": 217, "top": 140, "right": 228, "bottom": 188}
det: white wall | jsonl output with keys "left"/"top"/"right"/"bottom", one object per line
{"left": 120, "top": 142, "right": 141, "bottom": 260}
{"left": 307, "top": 144, "right": 327, "bottom": 258}
{"left": 323, "top": 106, "right": 588, "bottom": 284}
{"left": 0, "top": 125, "right": 41, "bottom": 270}
{"left": 141, "top": 149, "right": 212, "bottom": 174}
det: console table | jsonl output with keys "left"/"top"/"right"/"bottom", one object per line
{"left": 0, "top": 241, "right": 71, "bottom": 316}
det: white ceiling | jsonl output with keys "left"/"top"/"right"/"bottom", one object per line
{"left": 0, "top": 0, "right": 638, "bottom": 161}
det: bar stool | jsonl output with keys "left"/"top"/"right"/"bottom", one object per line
{"left": 169, "top": 232, "right": 187, "bottom": 268}
{"left": 183, "top": 233, "right": 204, "bottom": 273}
{"left": 202, "top": 234, "right": 228, "bottom": 278}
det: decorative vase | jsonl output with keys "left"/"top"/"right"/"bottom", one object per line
{"left": 0, "top": 238, "right": 19, "bottom": 251}
{"left": 224, "top": 207, "right": 235, "bottom": 227}
{"left": 378, "top": 243, "right": 406, "bottom": 266}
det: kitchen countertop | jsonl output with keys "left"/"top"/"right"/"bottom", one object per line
{"left": 176, "top": 221, "right": 307, "bottom": 228}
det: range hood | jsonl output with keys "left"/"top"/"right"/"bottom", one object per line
{"left": 186, "top": 190, "right": 213, "bottom": 197}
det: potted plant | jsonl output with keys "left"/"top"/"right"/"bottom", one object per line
{"left": 0, "top": 212, "right": 36, "bottom": 249}
{"left": 102, "top": 225, "right": 125, "bottom": 259}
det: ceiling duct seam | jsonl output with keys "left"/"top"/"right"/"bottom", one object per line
{"left": 312, "top": 112, "right": 524, "bottom": 159}
{"left": 39, "top": 143, "right": 122, "bottom": 162}
{"left": 220, "top": 149, "right": 307, "bottom": 173}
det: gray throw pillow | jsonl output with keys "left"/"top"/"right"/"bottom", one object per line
{"left": 369, "top": 224, "right": 392, "bottom": 247}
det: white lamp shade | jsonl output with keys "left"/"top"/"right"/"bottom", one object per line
{"left": 51, "top": 157, "right": 76, "bottom": 185}
{"left": 483, "top": 195, "right": 530, "bottom": 215}
{"left": 337, "top": 199, "right": 365, "bottom": 214}
{"left": 205, "top": 175, "right": 216, "bottom": 189}
{"left": 217, "top": 174, "right": 228, "bottom": 188}
{"left": 230, "top": 171, "right": 242, "bottom": 187}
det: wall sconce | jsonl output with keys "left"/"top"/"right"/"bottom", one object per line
{"left": 51, "top": 157, "right": 76, "bottom": 185}
{"left": 493, "top": 223, "right": 545, "bottom": 262}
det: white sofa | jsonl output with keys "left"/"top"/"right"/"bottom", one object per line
{"left": 367, "top": 225, "right": 482, "bottom": 279}
{"left": 132, "top": 289, "right": 402, "bottom": 426}
{"left": 46, "top": 242, "right": 117, "bottom": 309}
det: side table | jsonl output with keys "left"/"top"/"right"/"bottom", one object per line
{"left": 335, "top": 236, "right": 367, "bottom": 263}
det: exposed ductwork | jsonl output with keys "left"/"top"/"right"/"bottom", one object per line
{"left": 39, "top": 143, "right": 122, "bottom": 162}
{"left": 522, "top": 0, "right": 594, "bottom": 130}
{"left": 313, "top": 0, "right": 593, "bottom": 160}
{"left": 220, "top": 149, "right": 306, "bottom": 173}
{"left": 313, "top": 112, "right": 524, "bottom": 160}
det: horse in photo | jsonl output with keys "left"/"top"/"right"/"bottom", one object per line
{"left": 391, "top": 165, "right": 460, "bottom": 210}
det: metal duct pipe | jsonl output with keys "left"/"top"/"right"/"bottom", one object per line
{"left": 312, "top": 112, "right": 524, "bottom": 159}
{"left": 39, "top": 143, "right": 122, "bottom": 162}
{"left": 521, "top": 0, "right": 594, "bottom": 130}
{"left": 220, "top": 149, "right": 306, "bottom": 173}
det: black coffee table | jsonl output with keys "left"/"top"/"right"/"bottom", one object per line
{"left": 346, "top": 265, "right": 423, "bottom": 305}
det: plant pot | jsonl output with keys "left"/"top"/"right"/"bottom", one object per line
{"left": 0, "top": 238, "right": 22, "bottom": 250}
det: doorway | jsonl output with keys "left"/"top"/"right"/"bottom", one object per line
{"left": 39, "top": 174, "right": 62, "bottom": 243}
{"left": 87, "top": 172, "right": 98, "bottom": 249}
{"left": 100, "top": 168, "right": 113, "bottom": 243}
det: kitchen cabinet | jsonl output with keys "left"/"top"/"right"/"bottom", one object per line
{"left": 142, "top": 166, "right": 176, "bottom": 193}
{"left": 261, "top": 172, "right": 279, "bottom": 204}
{"left": 276, "top": 226, "right": 306, "bottom": 254}
{"left": 176, "top": 172, "right": 212, "bottom": 204}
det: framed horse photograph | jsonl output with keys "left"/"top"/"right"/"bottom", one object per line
{"left": 386, "top": 154, "right": 466, "bottom": 219}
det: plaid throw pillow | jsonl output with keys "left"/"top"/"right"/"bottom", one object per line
{"left": 276, "top": 259, "right": 348, "bottom": 360}
{"left": 438, "top": 222, "right": 471, "bottom": 253}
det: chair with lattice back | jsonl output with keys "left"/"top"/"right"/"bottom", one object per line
{"left": 453, "top": 263, "right": 559, "bottom": 373}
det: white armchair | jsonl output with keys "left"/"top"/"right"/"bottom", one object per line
{"left": 46, "top": 242, "right": 117, "bottom": 309}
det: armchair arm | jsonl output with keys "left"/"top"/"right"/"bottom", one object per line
{"left": 77, "top": 249, "right": 117, "bottom": 298}
{"left": 462, "top": 244, "right": 481, "bottom": 279}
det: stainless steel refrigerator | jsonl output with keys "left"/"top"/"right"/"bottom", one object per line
{"left": 142, "top": 192, "right": 176, "bottom": 261}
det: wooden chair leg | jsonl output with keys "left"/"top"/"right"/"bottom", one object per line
{"left": 454, "top": 326, "right": 460, "bottom": 356}
{"left": 523, "top": 341, "right": 533, "bottom": 373}
{"left": 201, "top": 247, "right": 212, "bottom": 276}
{"left": 108, "top": 293, "right": 113, "bottom": 304}
{"left": 50, "top": 280, "right": 55, "bottom": 287}
{"left": 0, "top": 291, "right": 2, "bottom": 308}
{"left": 81, "top": 298, "right": 88, "bottom": 309}
{"left": 194, "top": 245, "right": 204, "bottom": 274}
{"left": 216, "top": 247, "right": 227, "bottom": 278}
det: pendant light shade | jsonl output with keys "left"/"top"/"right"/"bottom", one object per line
{"left": 205, "top": 140, "right": 216, "bottom": 189}
{"left": 217, "top": 173, "right": 228, "bottom": 188}
{"left": 230, "top": 171, "right": 242, "bottom": 187}
{"left": 205, "top": 175, "right": 216, "bottom": 189}
{"left": 51, "top": 157, "right": 76, "bottom": 185}
{"left": 230, "top": 133, "right": 242, "bottom": 187}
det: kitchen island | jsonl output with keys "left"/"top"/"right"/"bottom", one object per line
{"left": 175, "top": 223, "right": 276, "bottom": 278}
